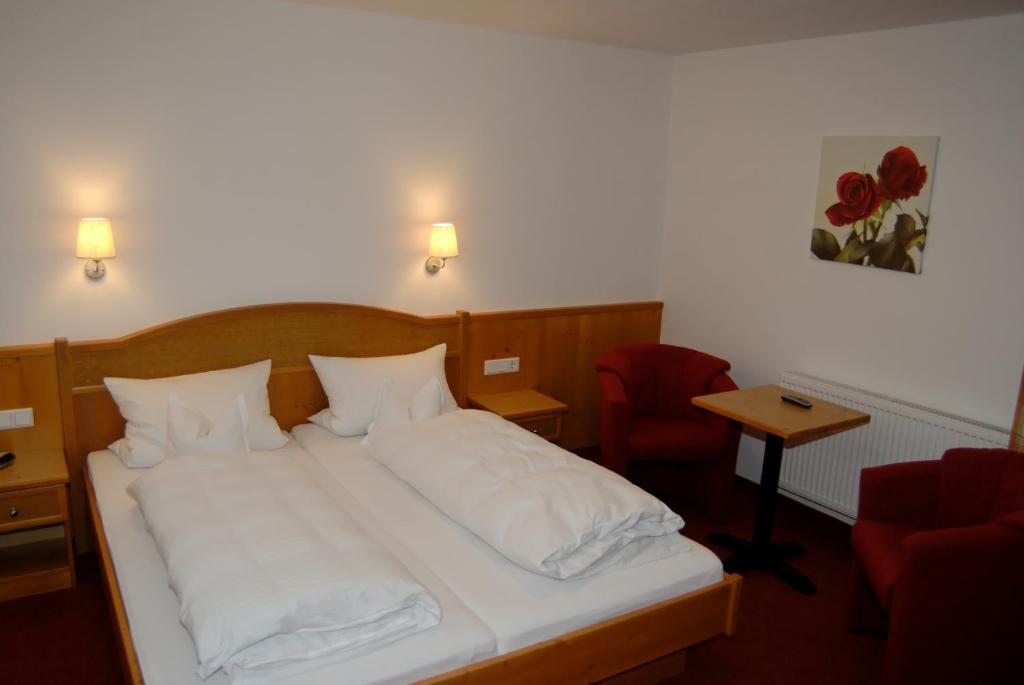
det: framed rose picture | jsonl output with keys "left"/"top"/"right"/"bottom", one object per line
{"left": 811, "top": 136, "right": 938, "bottom": 274}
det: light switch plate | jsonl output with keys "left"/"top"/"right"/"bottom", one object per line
{"left": 484, "top": 357, "right": 521, "bottom": 375}
{"left": 13, "top": 408, "right": 34, "bottom": 428}
{"left": 0, "top": 412, "right": 12, "bottom": 430}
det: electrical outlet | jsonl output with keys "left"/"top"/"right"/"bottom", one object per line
{"left": 484, "top": 357, "right": 521, "bottom": 375}
{"left": 0, "top": 408, "right": 33, "bottom": 430}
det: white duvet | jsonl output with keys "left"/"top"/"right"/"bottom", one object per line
{"left": 366, "top": 410, "right": 686, "bottom": 580}
{"left": 127, "top": 445, "right": 441, "bottom": 681}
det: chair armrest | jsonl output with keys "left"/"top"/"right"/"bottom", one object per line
{"left": 857, "top": 460, "right": 940, "bottom": 528}
{"left": 597, "top": 371, "right": 632, "bottom": 475}
{"left": 898, "top": 524, "right": 1024, "bottom": 596}
{"left": 884, "top": 524, "right": 1024, "bottom": 683}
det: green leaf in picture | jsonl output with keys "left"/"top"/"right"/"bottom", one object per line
{"left": 904, "top": 228, "right": 927, "bottom": 251}
{"left": 836, "top": 235, "right": 871, "bottom": 264}
{"left": 893, "top": 213, "right": 917, "bottom": 242}
{"left": 916, "top": 209, "right": 929, "bottom": 228}
{"left": 869, "top": 240, "right": 914, "bottom": 272}
{"left": 811, "top": 228, "right": 841, "bottom": 261}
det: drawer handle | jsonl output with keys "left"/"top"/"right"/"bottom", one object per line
{"left": 8, "top": 506, "right": 17, "bottom": 518}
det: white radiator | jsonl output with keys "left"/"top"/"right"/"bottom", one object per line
{"left": 777, "top": 371, "right": 1010, "bottom": 523}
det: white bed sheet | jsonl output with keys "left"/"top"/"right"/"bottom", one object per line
{"left": 292, "top": 423, "right": 725, "bottom": 653}
{"left": 88, "top": 448, "right": 496, "bottom": 685}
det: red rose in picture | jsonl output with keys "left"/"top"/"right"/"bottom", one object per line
{"left": 825, "top": 172, "right": 882, "bottom": 226}
{"left": 877, "top": 146, "right": 928, "bottom": 200}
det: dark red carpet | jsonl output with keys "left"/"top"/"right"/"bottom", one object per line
{"left": 666, "top": 480, "right": 885, "bottom": 685}
{"left": 0, "top": 479, "right": 885, "bottom": 684}
{"left": 0, "top": 551, "right": 122, "bottom": 684}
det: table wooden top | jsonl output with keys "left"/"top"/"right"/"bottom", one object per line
{"left": 0, "top": 448, "right": 69, "bottom": 493}
{"left": 692, "top": 384, "right": 870, "bottom": 442}
{"left": 468, "top": 389, "right": 569, "bottom": 420}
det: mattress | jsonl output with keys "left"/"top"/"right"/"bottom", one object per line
{"left": 87, "top": 447, "right": 497, "bottom": 685}
{"left": 292, "top": 423, "right": 725, "bottom": 653}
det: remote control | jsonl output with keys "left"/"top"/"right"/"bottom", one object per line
{"left": 781, "top": 394, "right": 813, "bottom": 409}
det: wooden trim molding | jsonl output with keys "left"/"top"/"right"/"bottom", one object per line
{"left": 468, "top": 301, "right": 663, "bottom": 322}
{"left": 0, "top": 342, "right": 55, "bottom": 357}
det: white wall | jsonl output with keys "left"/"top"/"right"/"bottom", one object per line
{"left": 4, "top": 0, "right": 1020, "bottom": 461}
{"left": 660, "top": 15, "right": 1024, "bottom": 479}
{"left": 0, "top": 0, "right": 670, "bottom": 344}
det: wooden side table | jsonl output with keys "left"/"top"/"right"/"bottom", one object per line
{"left": 693, "top": 384, "right": 869, "bottom": 595}
{"left": 469, "top": 389, "right": 569, "bottom": 443}
{"left": 0, "top": 449, "right": 76, "bottom": 601}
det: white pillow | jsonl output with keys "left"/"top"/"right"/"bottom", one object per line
{"left": 105, "top": 360, "right": 287, "bottom": 468}
{"left": 308, "top": 344, "right": 457, "bottom": 437}
{"left": 166, "top": 394, "right": 249, "bottom": 457}
{"left": 360, "top": 378, "right": 444, "bottom": 444}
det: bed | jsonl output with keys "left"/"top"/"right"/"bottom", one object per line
{"left": 55, "top": 302, "right": 741, "bottom": 684}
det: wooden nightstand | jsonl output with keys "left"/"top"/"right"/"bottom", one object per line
{"left": 469, "top": 389, "right": 569, "bottom": 443}
{"left": 0, "top": 449, "right": 76, "bottom": 601}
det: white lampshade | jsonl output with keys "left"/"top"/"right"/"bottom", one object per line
{"left": 77, "top": 218, "right": 116, "bottom": 259}
{"left": 428, "top": 223, "right": 459, "bottom": 259}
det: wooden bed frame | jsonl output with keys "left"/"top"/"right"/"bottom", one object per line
{"left": 55, "top": 302, "right": 741, "bottom": 685}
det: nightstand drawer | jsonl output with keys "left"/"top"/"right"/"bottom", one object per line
{"left": 516, "top": 415, "right": 561, "bottom": 441}
{"left": 0, "top": 487, "right": 64, "bottom": 533}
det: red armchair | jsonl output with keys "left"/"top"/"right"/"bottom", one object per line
{"left": 848, "top": 447, "right": 1024, "bottom": 685}
{"left": 595, "top": 343, "right": 741, "bottom": 521}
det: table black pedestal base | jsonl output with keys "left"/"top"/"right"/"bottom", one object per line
{"left": 709, "top": 433, "right": 817, "bottom": 596}
{"left": 706, "top": 533, "right": 815, "bottom": 595}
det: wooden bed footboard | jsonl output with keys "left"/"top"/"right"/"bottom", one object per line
{"left": 416, "top": 574, "right": 741, "bottom": 685}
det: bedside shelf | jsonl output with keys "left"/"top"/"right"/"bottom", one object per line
{"left": 0, "top": 449, "right": 76, "bottom": 601}
{"left": 469, "top": 389, "right": 569, "bottom": 442}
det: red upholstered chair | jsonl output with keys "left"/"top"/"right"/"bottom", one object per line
{"left": 847, "top": 448, "right": 1024, "bottom": 685}
{"left": 595, "top": 343, "right": 741, "bottom": 521}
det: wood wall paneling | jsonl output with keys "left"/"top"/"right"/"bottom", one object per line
{"left": 28, "top": 301, "right": 662, "bottom": 551}
{"left": 466, "top": 302, "right": 663, "bottom": 449}
{"left": 0, "top": 344, "right": 64, "bottom": 454}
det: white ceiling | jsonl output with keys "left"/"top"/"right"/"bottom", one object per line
{"left": 292, "top": 0, "right": 1024, "bottom": 54}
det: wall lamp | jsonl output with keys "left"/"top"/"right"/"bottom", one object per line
{"left": 425, "top": 223, "right": 459, "bottom": 273}
{"left": 77, "top": 217, "right": 116, "bottom": 279}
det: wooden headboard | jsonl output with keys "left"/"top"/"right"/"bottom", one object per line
{"left": 55, "top": 302, "right": 468, "bottom": 547}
